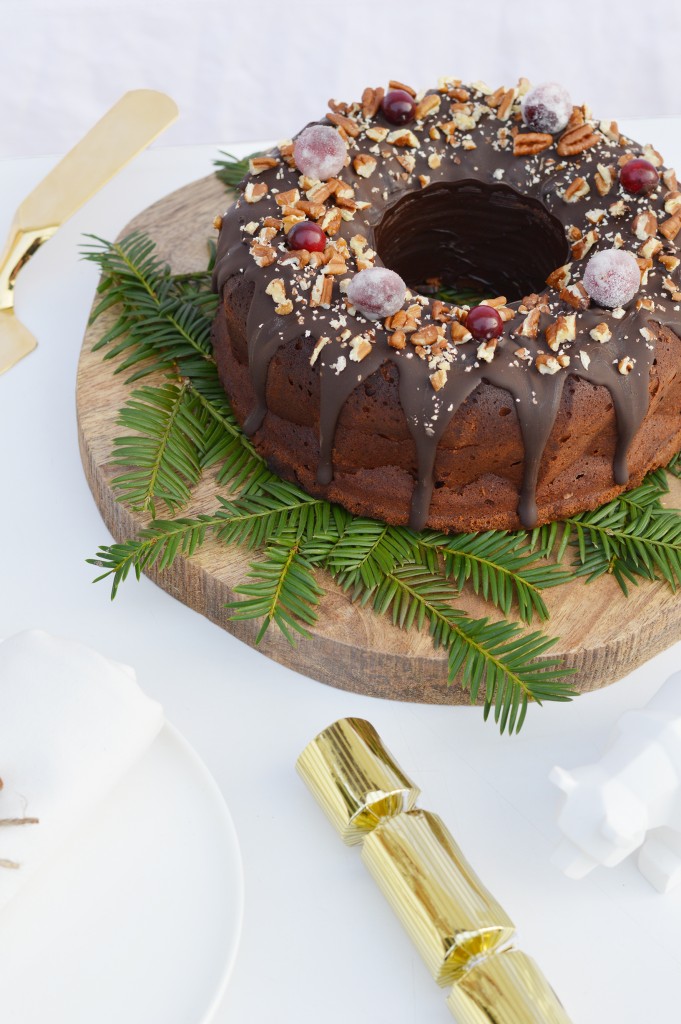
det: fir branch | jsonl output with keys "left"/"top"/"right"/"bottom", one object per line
{"left": 214, "top": 151, "right": 261, "bottom": 190}
{"left": 324, "top": 518, "right": 418, "bottom": 590}
{"left": 356, "top": 564, "right": 574, "bottom": 733}
{"left": 417, "top": 530, "right": 570, "bottom": 624}
{"left": 227, "top": 537, "right": 324, "bottom": 644}
{"left": 529, "top": 474, "right": 681, "bottom": 595}
{"left": 82, "top": 232, "right": 217, "bottom": 382}
{"left": 111, "top": 381, "right": 211, "bottom": 516}
{"left": 88, "top": 515, "right": 227, "bottom": 598}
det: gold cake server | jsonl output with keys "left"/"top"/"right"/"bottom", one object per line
{"left": 0, "top": 89, "right": 179, "bottom": 375}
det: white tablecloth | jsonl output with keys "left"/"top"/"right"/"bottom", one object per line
{"left": 0, "top": 122, "right": 680, "bottom": 1022}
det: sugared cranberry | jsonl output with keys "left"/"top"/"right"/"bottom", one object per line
{"left": 293, "top": 125, "right": 347, "bottom": 180}
{"left": 381, "top": 89, "right": 416, "bottom": 126}
{"left": 583, "top": 248, "right": 640, "bottom": 308}
{"left": 287, "top": 220, "right": 326, "bottom": 252}
{"left": 521, "top": 82, "right": 572, "bottom": 134}
{"left": 466, "top": 304, "right": 503, "bottom": 341}
{"left": 619, "top": 158, "right": 659, "bottom": 196}
{"left": 347, "top": 267, "right": 406, "bottom": 320}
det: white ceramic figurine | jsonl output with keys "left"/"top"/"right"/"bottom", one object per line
{"left": 551, "top": 670, "right": 681, "bottom": 893}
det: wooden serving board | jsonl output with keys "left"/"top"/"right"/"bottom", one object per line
{"left": 76, "top": 174, "right": 681, "bottom": 705}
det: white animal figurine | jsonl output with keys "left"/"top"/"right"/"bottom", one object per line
{"left": 550, "top": 670, "right": 681, "bottom": 893}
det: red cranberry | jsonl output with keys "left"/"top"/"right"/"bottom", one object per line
{"left": 467, "top": 304, "right": 503, "bottom": 342}
{"left": 287, "top": 220, "right": 326, "bottom": 252}
{"left": 381, "top": 89, "right": 416, "bottom": 126}
{"left": 619, "top": 158, "right": 659, "bottom": 196}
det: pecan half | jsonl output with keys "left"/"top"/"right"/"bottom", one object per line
{"left": 326, "top": 111, "right": 360, "bottom": 137}
{"left": 557, "top": 123, "right": 601, "bottom": 157}
{"left": 361, "top": 87, "right": 384, "bottom": 120}
{"left": 513, "top": 132, "right": 553, "bottom": 156}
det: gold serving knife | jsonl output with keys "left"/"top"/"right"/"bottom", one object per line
{"left": 0, "top": 89, "right": 179, "bottom": 375}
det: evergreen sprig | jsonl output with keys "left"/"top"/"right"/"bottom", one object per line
{"left": 214, "top": 151, "right": 259, "bottom": 189}
{"left": 83, "top": 195, "right": 681, "bottom": 732}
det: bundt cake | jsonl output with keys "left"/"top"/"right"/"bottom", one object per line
{"left": 212, "top": 77, "right": 681, "bottom": 532}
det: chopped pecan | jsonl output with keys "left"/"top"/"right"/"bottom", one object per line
{"left": 310, "top": 274, "right": 333, "bottom": 308}
{"left": 536, "top": 352, "right": 562, "bottom": 374}
{"left": 663, "top": 168, "right": 678, "bottom": 192}
{"left": 636, "top": 256, "right": 653, "bottom": 285}
{"left": 546, "top": 263, "right": 572, "bottom": 290}
{"left": 249, "top": 156, "right": 279, "bottom": 174}
{"left": 660, "top": 213, "right": 681, "bottom": 241}
{"left": 571, "top": 229, "right": 599, "bottom": 260}
{"left": 560, "top": 282, "right": 591, "bottom": 309}
{"left": 545, "top": 314, "right": 576, "bottom": 351}
{"left": 639, "top": 236, "right": 663, "bottom": 259}
{"left": 244, "top": 182, "right": 268, "bottom": 203}
{"left": 387, "top": 129, "right": 420, "bottom": 148}
{"left": 594, "top": 163, "right": 616, "bottom": 196}
{"left": 514, "top": 307, "right": 541, "bottom": 339}
{"left": 450, "top": 320, "right": 472, "bottom": 343}
{"left": 563, "top": 177, "right": 590, "bottom": 203}
{"left": 388, "top": 330, "right": 407, "bottom": 350}
{"left": 410, "top": 324, "right": 439, "bottom": 346}
{"left": 662, "top": 276, "right": 681, "bottom": 301}
{"left": 415, "top": 94, "right": 441, "bottom": 120}
{"left": 664, "top": 191, "right": 681, "bottom": 215}
{"left": 659, "top": 253, "right": 681, "bottom": 273}
{"left": 275, "top": 188, "right": 300, "bottom": 207}
{"left": 249, "top": 242, "right": 276, "bottom": 267}
{"left": 353, "top": 153, "right": 377, "bottom": 178}
{"left": 632, "top": 210, "right": 658, "bottom": 240}
{"left": 349, "top": 333, "right": 374, "bottom": 362}
{"left": 598, "top": 120, "right": 620, "bottom": 142}
{"left": 618, "top": 356, "right": 635, "bottom": 375}
{"left": 590, "top": 322, "right": 612, "bottom": 343}
{"left": 477, "top": 339, "right": 497, "bottom": 362}
{"left": 430, "top": 367, "right": 448, "bottom": 391}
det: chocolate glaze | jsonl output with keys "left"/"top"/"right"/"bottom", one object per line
{"left": 213, "top": 83, "right": 681, "bottom": 531}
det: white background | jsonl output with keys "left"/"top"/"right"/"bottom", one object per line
{"left": 3, "top": 0, "right": 681, "bottom": 158}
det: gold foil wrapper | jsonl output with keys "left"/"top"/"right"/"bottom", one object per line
{"left": 296, "top": 718, "right": 420, "bottom": 845}
{"left": 361, "top": 809, "right": 515, "bottom": 986}
{"left": 447, "top": 949, "right": 574, "bottom": 1023}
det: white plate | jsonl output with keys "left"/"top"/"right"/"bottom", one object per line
{"left": 0, "top": 723, "right": 244, "bottom": 1024}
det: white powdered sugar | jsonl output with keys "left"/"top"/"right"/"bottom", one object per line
{"left": 583, "top": 248, "right": 641, "bottom": 308}
{"left": 293, "top": 125, "right": 346, "bottom": 180}
{"left": 346, "top": 267, "right": 406, "bottom": 320}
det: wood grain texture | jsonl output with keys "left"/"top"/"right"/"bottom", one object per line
{"left": 76, "top": 174, "right": 681, "bottom": 705}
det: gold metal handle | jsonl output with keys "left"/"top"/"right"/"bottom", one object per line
{"left": 0, "top": 89, "right": 178, "bottom": 310}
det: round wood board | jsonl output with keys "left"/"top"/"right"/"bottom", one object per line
{"left": 76, "top": 173, "right": 681, "bottom": 705}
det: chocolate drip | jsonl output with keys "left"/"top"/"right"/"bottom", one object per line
{"left": 396, "top": 361, "right": 480, "bottom": 531}
{"left": 316, "top": 342, "right": 386, "bottom": 485}
{"left": 212, "top": 93, "right": 681, "bottom": 531}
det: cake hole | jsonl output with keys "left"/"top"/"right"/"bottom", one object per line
{"left": 374, "top": 179, "right": 570, "bottom": 301}
{"left": 498, "top": 407, "right": 512, "bottom": 417}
